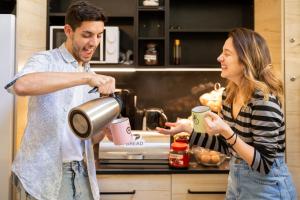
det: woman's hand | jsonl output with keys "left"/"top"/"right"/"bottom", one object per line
{"left": 156, "top": 119, "right": 193, "bottom": 136}
{"left": 204, "top": 111, "right": 232, "bottom": 138}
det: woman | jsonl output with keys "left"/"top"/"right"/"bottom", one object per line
{"left": 157, "top": 28, "right": 296, "bottom": 200}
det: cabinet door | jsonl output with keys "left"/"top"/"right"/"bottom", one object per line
{"left": 285, "top": 0, "right": 300, "bottom": 198}
{"left": 172, "top": 174, "right": 228, "bottom": 200}
{"left": 97, "top": 174, "right": 171, "bottom": 200}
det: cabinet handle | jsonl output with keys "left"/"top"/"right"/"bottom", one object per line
{"left": 290, "top": 76, "right": 296, "bottom": 82}
{"left": 100, "top": 190, "right": 136, "bottom": 195}
{"left": 289, "top": 38, "right": 295, "bottom": 43}
{"left": 187, "top": 189, "right": 226, "bottom": 194}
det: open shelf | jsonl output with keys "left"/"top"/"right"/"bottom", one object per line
{"left": 169, "top": 32, "right": 227, "bottom": 66}
{"left": 169, "top": 0, "right": 253, "bottom": 31}
{"left": 138, "top": 11, "right": 165, "bottom": 38}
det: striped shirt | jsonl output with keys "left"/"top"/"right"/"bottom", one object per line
{"left": 189, "top": 90, "right": 285, "bottom": 175}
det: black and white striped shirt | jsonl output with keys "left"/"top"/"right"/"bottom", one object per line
{"left": 189, "top": 90, "right": 285, "bottom": 175}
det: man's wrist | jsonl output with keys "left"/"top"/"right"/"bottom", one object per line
{"left": 82, "top": 72, "right": 92, "bottom": 84}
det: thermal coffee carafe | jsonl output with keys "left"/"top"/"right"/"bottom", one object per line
{"left": 68, "top": 94, "right": 122, "bottom": 139}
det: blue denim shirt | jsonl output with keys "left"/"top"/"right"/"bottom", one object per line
{"left": 6, "top": 44, "right": 100, "bottom": 200}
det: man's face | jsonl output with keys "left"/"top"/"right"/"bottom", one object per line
{"left": 65, "top": 21, "right": 104, "bottom": 64}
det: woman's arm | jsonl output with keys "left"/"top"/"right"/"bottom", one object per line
{"left": 205, "top": 96, "right": 283, "bottom": 174}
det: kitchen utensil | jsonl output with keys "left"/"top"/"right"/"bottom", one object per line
{"left": 68, "top": 94, "right": 122, "bottom": 139}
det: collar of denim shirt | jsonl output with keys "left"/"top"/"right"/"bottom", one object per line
{"left": 58, "top": 43, "right": 90, "bottom": 71}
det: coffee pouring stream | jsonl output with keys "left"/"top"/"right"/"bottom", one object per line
{"left": 68, "top": 92, "right": 123, "bottom": 139}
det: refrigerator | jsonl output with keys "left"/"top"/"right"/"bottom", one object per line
{"left": 0, "top": 14, "right": 15, "bottom": 200}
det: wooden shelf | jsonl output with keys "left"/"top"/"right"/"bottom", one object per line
{"left": 49, "top": 12, "right": 65, "bottom": 17}
{"left": 138, "top": 6, "right": 165, "bottom": 11}
{"left": 169, "top": 29, "right": 229, "bottom": 33}
{"left": 138, "top": 37, "right": 165, "bottom": 40}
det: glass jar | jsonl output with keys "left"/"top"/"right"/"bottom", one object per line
{"left": 144, "top": 43, "right": 158, "bottom": 65}
{"left": 169, "top": 142, "right": 189, "bottom": 168}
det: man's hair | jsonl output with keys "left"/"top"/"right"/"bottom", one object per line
{"left": 65, "top": 0, "right": 106, "bottom": 30}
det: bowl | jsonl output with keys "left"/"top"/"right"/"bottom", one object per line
{"left": 192, "top": 147, "right": 226, "bottom": 166}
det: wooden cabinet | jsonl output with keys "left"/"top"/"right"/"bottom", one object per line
{"left": 285, "top": 0, "right": 300, "bottom": 198}
{"left": 97, "top": 174, "right": 228, "bottom": 200}
{"left": 48, "top": 0, "right": 254, "bottom": 68}
{"left": 171, "top": 174, "right": 228, "bottom": 200}
{"left": 97, "top": 174, "right": 171, "bottom": 200}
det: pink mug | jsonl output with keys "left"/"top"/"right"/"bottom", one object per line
{"left": 109, "top": 117, "right": 133, "bottom": 145}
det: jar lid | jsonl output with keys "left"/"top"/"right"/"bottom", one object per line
{"left": 171, "top": 142, "right": 188, "bottom": 151}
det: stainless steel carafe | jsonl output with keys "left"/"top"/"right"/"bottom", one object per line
{"left": 68, "top": 95, "right": 122, "bottom": 139}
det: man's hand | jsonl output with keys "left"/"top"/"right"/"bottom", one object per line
{"left": 87, "top": 74, "right": 115, "bottom": 94}
{"left": 91, "top": 126, "right": 113, "bottom": 144}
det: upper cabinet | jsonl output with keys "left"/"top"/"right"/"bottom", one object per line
{"left": 168, "top": 0, "right": 253, "bottom": 67}
{"left": 47, "top": 0, "right": 254, "bottom": 69}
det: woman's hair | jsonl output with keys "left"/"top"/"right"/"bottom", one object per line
{"left": 225, "top": 27, "right": 283, "bottom": 105}
{"left": 65, "top": 1, "right": 106, "bottom": 31}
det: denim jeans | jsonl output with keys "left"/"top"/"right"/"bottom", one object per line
{"left": 58, "top": 160, "right": 93, "bottom": 200}
{"left": 226, "top": 156, "right": 297, "bottom": 200}
{"left": 15, "top": 160, "right": 93, "bottom": 200}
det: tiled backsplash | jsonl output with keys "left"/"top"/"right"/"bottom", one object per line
{"left": 98, "top": 71, "right": 225, "bottom": 122}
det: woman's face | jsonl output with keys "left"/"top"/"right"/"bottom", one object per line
{"left": 217, "top": 37, "right": 244, "bottom": 84}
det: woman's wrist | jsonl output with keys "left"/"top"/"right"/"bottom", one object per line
{"left": 222, "top": 125, "right": 234, "bottom": 139}
{"left": 187, "top": 125, "right": 193, "bottom": 135}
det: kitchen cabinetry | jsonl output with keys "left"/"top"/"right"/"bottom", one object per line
{"left": 285, "top": 0, "right": 300, "bottom": 198}
{"left": 47, "top": 0, "right": 253, "bottom": 68}
{"left": 97, "top": 174, "right": 171, "bottom": 200}
{"left": 97, "top": 173, "right": 228, "bottom": 200}
{"left": 171, "top": 174, "right": 227, "bottom": 200}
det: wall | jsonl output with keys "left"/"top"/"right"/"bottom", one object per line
{"left": 15, "top": 0, "right": 47, "bottom": 154}
{"left": 255, "top": 0, "right": 282, "bottom": 74}
{"left": 285, "top": 0, "right": 300, "bottom": 197}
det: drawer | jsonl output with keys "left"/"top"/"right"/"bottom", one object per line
{"left": 172, "top": 174, "right": 228, "bottom": 200}
{"left": 97, "top": 174, "right": 171, "bottom": 200}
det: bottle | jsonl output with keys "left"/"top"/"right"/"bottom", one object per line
{"left": 144, "top": 43, "right": 158, "bottom": 65}
{"left": 173, "top": 39, "right": 181, "bottom": 65}
{"left": 169, "top": 142, "right": 189, "bottom": 168}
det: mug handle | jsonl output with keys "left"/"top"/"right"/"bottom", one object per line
{"left": 158, "top": 112, "right": 168, "bottom": 128}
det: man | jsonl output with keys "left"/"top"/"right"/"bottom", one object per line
{"left": 5, "top": 1, "right": 113, "bottom": 199}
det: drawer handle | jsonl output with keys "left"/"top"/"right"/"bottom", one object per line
{"left": 188, "top": 189, "right": 226, "bottom": 194}
{"left": 100, "top": 190, "right": 136, "bottom": 195}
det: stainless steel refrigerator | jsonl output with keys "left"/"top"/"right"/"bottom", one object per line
{"left": 0, "top": 14, "right": 15, "bottom": 200}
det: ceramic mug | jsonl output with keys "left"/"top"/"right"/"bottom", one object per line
{"left": 191, "top": 106, "right": 210, "bottom": 133}
{"left": 109, "top": 117, "right": 133, "bottom": 145}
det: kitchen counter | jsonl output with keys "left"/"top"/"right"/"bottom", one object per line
{"left": 96, "top": 159, "right": 229, "bottom": 175}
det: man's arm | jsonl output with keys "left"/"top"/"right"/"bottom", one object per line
{"left": 13, "top": 72, "right": 115, "bottom": 96}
